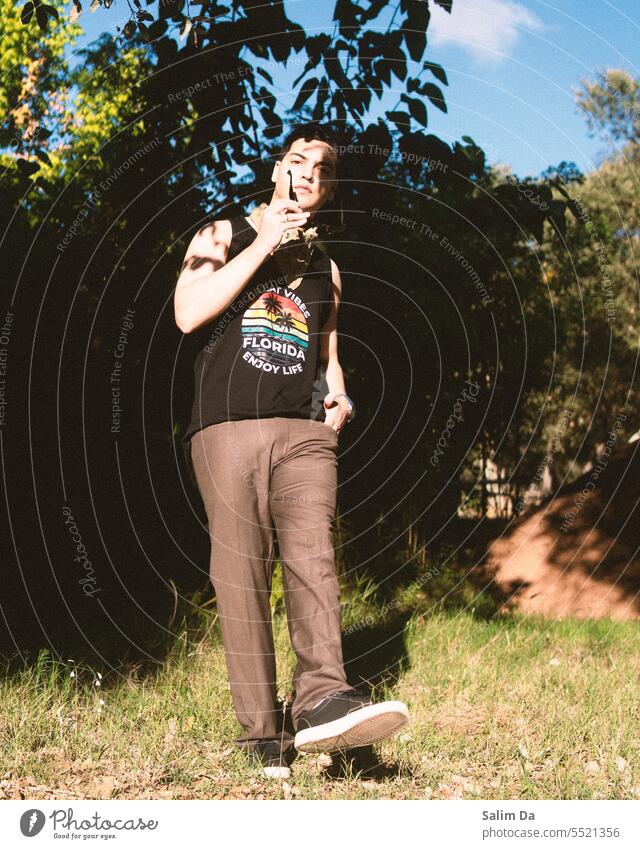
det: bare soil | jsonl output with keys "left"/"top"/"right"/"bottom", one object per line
{"left": 484, "top": 440, "right": 640, "bottom": 620}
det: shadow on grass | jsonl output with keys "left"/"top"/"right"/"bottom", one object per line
{"left": 324, "top": 745, "right": 403, "bottom": 780}
{"left": 342, "top": 611, "right": 413, "bottom": 692}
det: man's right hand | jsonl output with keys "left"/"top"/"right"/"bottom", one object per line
{"left": 254, "top": 199, "right": 310, "bottom": 255}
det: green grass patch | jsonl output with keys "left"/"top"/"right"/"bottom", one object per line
{"left": 0, "top": 608, "right": 638, "bottom": 799}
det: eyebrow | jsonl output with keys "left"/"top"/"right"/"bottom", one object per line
{"left": 286, "top": 151, "right": 335, "bottom": 170}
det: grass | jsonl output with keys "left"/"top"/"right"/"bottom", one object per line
{"left": 1, "top": 603, "right": 639, "bottom": 800}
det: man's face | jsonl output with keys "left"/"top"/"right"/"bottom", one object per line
{"left": 271, "top": 137, "right": 338, "bottom": 214}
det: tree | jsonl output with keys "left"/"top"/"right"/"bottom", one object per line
{"left": 574, "top": 68, "right": 640, "bottom": 145}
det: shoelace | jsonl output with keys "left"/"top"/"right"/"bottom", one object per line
{"left": 308, "top": 686, "right": 370, "bottom": 710}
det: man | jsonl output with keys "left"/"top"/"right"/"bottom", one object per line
{"left": 175, "top": 123, "right": 409, "bottom": 779}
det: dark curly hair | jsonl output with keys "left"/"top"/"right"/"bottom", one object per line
{"left": 279, "top": 122, "right": 343, "bottom": 174}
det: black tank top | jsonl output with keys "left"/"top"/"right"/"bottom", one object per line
{"left": 181, "top": 214, "right": 334, "bottom": 487}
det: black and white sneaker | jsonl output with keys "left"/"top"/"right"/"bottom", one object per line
{"left": 249, "top": 740, "right": 292, "bottom": 779}
{"left": 294, "top": 687, "right": 410, "bottom": 754}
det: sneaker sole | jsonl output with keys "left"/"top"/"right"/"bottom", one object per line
{"left": 294, "top": 701, "right": 410, "bottom": 753}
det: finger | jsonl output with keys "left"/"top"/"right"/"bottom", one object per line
{"left": 280, "top": 215, "right": 309, "bottom": 227}
{"left": 275, "top": 199, "right": 304, "bottom": 214}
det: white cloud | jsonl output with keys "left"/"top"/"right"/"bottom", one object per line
{"left": 429, "top": 0, "right": 545, "bottom": 63}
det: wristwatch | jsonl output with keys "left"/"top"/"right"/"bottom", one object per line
{"left": 334, "top": 393, "right": 355, "bottom": 422}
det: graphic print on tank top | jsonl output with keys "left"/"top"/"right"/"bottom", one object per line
{"left": 241, "top": 285, "right": 310, "bottom": 376}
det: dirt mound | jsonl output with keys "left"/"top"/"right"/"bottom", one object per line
{"left": 485, "top": 440, "right": 640, "bottom": 620}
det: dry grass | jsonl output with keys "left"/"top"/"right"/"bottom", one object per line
{"left": 1, "top": 610, "right": 638, "bottom": 800}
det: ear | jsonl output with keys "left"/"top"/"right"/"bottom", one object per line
{"left": 271, "top": 159, "right": 282, "bottom": 184}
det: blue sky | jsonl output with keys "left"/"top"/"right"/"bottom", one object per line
{"left": 70, "top": 0, "right": 639, "bottom": 179}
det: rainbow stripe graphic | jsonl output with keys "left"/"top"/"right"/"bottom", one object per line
{"left": 242, "top": 291, "right": 309, "bottom": 367}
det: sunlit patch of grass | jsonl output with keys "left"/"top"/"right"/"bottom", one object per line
{"left": 1, "top": 606, "right": 639, "bottom": 799}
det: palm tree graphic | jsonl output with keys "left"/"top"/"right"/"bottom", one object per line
{"left": 275, "top": 311, "right": 295, "bottom": 339}
{"left": 263, "top": 293, "right": 283, "bottom": 334}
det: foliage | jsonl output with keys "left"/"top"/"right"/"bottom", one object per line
{"left": 0, "top": 0, "right": 80, "bottom": 179}
{"left": 574, "top": 68, "right": 640, "bottom": 144}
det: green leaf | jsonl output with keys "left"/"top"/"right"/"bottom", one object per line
{"left": 35, "top": 149, "right": 52, "bottom": 165}
{"left": 292, "top": 60, "right": 315, "bottom": 88}
{"left": 16, "top": 158, "right": 41, "bottom": 177}
{"left": 35, "top": 5, "right": 49, "bottom": 30}
{"left": 256, "top": 67, "right": 273, "bottom": 85}
{"left": 422, "top": 83, "right": 447, "bottom": 112}
{"left": 386, "top": 110, "right": 411, "bottom": 129}
{"left": 41, "top": 4, "right": 60, "bottom": 20}
{"left": 148, "top": 17, "right": 168, "bottom": 38}
{"left": 324, "top": 54, "right": 352, "bottom": 89}
{"left": 423, "top": 61, "right": 448, "bottom": 86}
{"left": 123, "top": 19, "right": 137, "bottom": 38}
{"left": 292, "top": 77, "right": 319, "bottom": 111}
{"left": 20, "top": 1, "right": 34, "bottom": 24}
{"left": 374, "top": 58, "right": 391, "bottom": 87}
{"left": 403, "top": 29, "right": 426, "bottom": 63}
{"left": 401, "top": 94, "right": 427, "bottom": 126}
{"left": 237, "top": 111, "right": 252, "bottom": 131}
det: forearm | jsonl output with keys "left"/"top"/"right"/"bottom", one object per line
{"left": 325, "top": 360, "right": 346, "bottom": 397}
{"left": 175, "top": 239, "right": 271, "bottom": 333}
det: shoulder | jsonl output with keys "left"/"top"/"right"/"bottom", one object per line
{"left": 181, "top": 219, "right": 234, "bottom": 264}
{"left": 191, "top": 218, "right": 233, "bottom": 250}
{"left": 179, "top": 218, "right": 233, "bottom": 277}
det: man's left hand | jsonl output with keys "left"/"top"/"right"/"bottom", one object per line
{"left": 323, "top": 392, "right": 350, "bottom": 433}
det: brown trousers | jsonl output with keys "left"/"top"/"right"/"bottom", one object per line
{"left": 190, "top": 417, "right": 351, "bottom": 750}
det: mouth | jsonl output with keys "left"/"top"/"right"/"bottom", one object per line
{"left": 295, "top": 185, "right": 312, "bottom": 194}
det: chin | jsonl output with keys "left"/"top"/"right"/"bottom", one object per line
{"left": 305, "top": 197, "right": 327, "bottom": 212}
